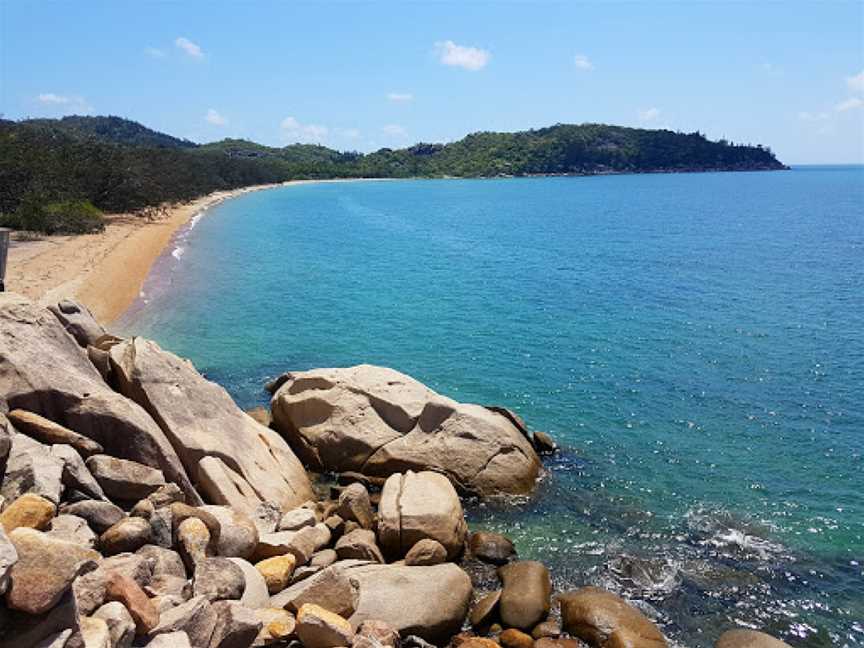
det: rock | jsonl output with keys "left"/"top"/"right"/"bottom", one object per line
{"left": 252, "top": 501, "right": 282, "bottom": 536}
{"left": 0, "top": 413, "right": 11, "bottom": 482}
{"left": 171, "top": 503, "right": 222, "bottom": 554}
{"left": 346, "top": 562, "right": 472, "bottom": 643}
{"left": 353, "top": 620, "right": 401, "bottom": 648}
{"left": 86, "top": 455, "right": 166, "bottom": 502}
{"left": 296, "top": 603, "right": 355, "bottom": 648}
{"left": 310, "top": 549, "right": 338, "bottom": 569}
{"left": 255, "top": 524, "right": 330, "bottom": 565}
{"left": 264, "top": 374, "right": 291, "bottom": 395}
{"left": 87, "top": 346, "right": 112, "bottom": 382}
{"left": 245, "top": 407, "right": 272, "bottom": 427}
{"left": 256, "top": 554, "right": 297, "bottom": 594}
{"left": 404, "top": 539, "right": 447, "bottom": 566}
{"left": 149, "top": 508, "right": 173, "bottom": 548}
{"left": 193, "top": 557, "right": 245, "bottom": 602}
{"left": 8, "top": 410, "right": 104, "bottom": 457}
{"left": 6, "top": 527, "right": 100, "bottom": 614}
{"left": 92, "top": 602, "right": 135, "bottom": 648}
{"left": 531, "top": 432, "right": 556, "bottom": 455}
{"left": 324, "top": 515, "right": 345, "bottom": 540}
{"left": 291, "top": 565, "right": 322, "bottom": 585}
{"left": 0, "top": 588, "right": 80, "bottom": 648}
{"left": 271, "top": 365, "right": 541, "bottom": 497}
{"left": 47, "top": 300, "right": 106, "bottom": 348}
{"left": 469, "top": 590, "right": 501, "bottom": 628}
{"left": 500, "top": 629, "right": 534, "bottom": 648}
{"left": 50, "top": 445, "right": 106, "bottom": 501}
{"left": 278, "top": 508, "right": 317, "bottom": 532}
{"left": 0, "top": 493, "right": 56, "bottom": 533}
{"left": 337, "top": 483, "right": 374, "bottom": 529}
{"left": 32, "top": 630, "right": 75, "bottom": 648}
{"left": 108, "top": 338, "right": 314, "bottom": 513}
{"left": 270, "top": 565, "right": 359, "bottom": 617}
{"left": 145, "top": 631, "right": 192, "bottom": 648}
{"left": 0, "top": 295, "right": 199, "bottom": 504}
{"left": 0, "top": 525, "right": 18, "bottom": 595}
{"left": 1, "top": 434, "right": 65, "bottom": 505}
{"left": 335, "top": 529, "right": 385, "bottom": 563}
{"left": 131, "top": 499, "right": 155, "bottom": 520}
{"left": 469, "top": 532, "right": 516, "bottom": 565}
{"left": 137, "top": 545, "right": 187, "bottom": 579}
{"left": 104, "top": 572, "right": 160, "bottom": 635}
{"left": 151, "top": 594, "right": 186, "bottom": 615}
{"left": 254, "top": 608, "right": 296, "bottom": 645}
{"left": 145, "top": 575, "right": 191, "bottom": 599}
{"left": 533, "top": 639, "right": 582, "bottom": 648}
{"left": 100, "top": 518, "right": 152, "bottom": 555}
{"left": 531, "top": 621, "right": 561, "bottom": 639}
{"left": 177, "top": 517, "right": 211, "bottom": 570}
{"left": 715, "top": 629, "right": 792, "bottom": 648}
{"left": 149, "top": 596, "right": 216, "bottom": 647}
{"left": 62, "top": 501, "right": 124, "bottom": 534}
{"left": 47, "top": 515, "right": 98, "bottom": 549}
{"left": 498, "top": 561, "right": 551, "bottom": 631}
{"left": 209, "top": 600, "right": 262, "bottom": 648}
{"left": 74, "top": 616, "right": 112, "bottom": 648}
{"left": 200, "top": 505, "right": 258, "bottom": 560}
{"left": 147, "top": 484, "right": 186, "bottom": 509}
{"left": 73, "top": 553, "right": 155, "bottom": 616}
{"left": 378, "top": 471, "right": 467, "bottom": 560}
{"left": 559, "top": 587, "right": 666, "bottom": 648}
{"left": 452, "top": 637, "right": 499, "bottom": 648}
{"left": 227, "top": 557, "right": 270, "bottom": 609}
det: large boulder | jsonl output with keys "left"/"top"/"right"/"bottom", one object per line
{"left": 559, "top": 587, "right": 666, "bottom": 648}
{"left": 378, "top": 471, "right": 467, "bottom": 560}
{"left": 108, "top": 338, "right": 313, "bottom": 513}
{"left": 47, "top": 300, "right": 106, "bottom": 349}
{"left": 0, "top": 294, "right": 199, "bottom": 504}
{"left": 345, "top": 562, "right": 472, "bottom": 643}
{"left": 270, "top": 365, "right": 541, "bottom": 497}
{"left": 7, "top": 410, "right": 103, "bottom": 457}
{"left": 498, "top": 561, "right": 551, "bottom": 630}
{"left": 1, "top": 434, "right": 64, "bottom": 505}
{"left": 715, "top": 630, "right": 792, "bottom": 648}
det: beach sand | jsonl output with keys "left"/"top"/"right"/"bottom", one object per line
{"left": 5, "top": 180, "right": 324, "bottom": 324}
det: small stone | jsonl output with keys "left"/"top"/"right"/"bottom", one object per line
{"left": 100, "top": 517, "right": 152, "bottom": 555}
{"left": 192, "top": 557, "right": 245, "bottom": 602}
{"left": 254, "top": 608, "right": 296, "bottom": 645}
{"left": 171, "top": 503, "right": 222, "bottom": 554}
{"left": 469, "top": 590, "right": 501, "bottom": 628}
{"left": 254, "top": 525, "right": 326, "bottom": 565}
{"left": 353, "top": 619, "right": 400, "bottom": 648}
{"left": 455, "top": 638, "right": 500, "bottom": 648}
{"left": 145, "top": 574, "right": 191, "bottom": 599}
{"left": 76, "top": 616, "right": 112, "bottom": 648}
{"left": 500, "top": 629, "right": 534, "bottom": 648}
{"left": 323, "top": 515, "right": 345, "bottom": 539}
{"left": 279, "top": 508, "right": 317, "bottom": 532}
{"left": 252, "top": 501, "right": 282, "bottom": 536}
{"left": 228, "top": 557, "right": 270, "bottom": 609}
{"left": 6, "top": 527, "right": 100, "bottom": 614}
{"left": 469, "top": 532, "right": 516, "bottom": 565}
{"left": 149, "top": 596, "right": 216, "bottom": 647}
{"left": 310, "top": 549, "right": 338, "bottom": 569}
{"left": 256, "top": 554, "right": 297, "bottom": 594}
{"left": 62, "top": 500, "right": 125, "bottom": 534}
{"left": 144, "top": 631, "right": 192, "bottom": 648}
{"left": 209, "top": 600, "right": 262, "bottom": 648}
{"left": 291, "top": 565, "right": 322, "bottom": 585}
{"left": 200, "top": 505, "right": 258, "bottom": 560}
{"left": 130, "top": 498, "right": 155, "bottom": 520}
{"left": 296, "top": 603, "right": 355, "bottom": 648}
{"left": 47, "top": 514, "right": 98, "bottom": 548}
{"left": 531, "top": 432, "right": 557, "bottom": 454}
{"left": 51, "top": 444, "right": 106, "bottom": 501}
{"left": 404, "top": 539, "right": 447, "bottom": 566}
{"left": 147, "top": 484, "right": 186, "bottom": 508}
{"left": 334, "top": 528, "right": 384, "bottom": 563}
{"left": 531, "top": 621, "right": 561, "bottom": 639}
{"left": 137, "top": 545, "right": 187, "bottom": 579}
{"left": 533, "top": 639, "right": 582, "bottom": 648}
{"left": 1, "top": 433, "right": 65, "bottom": 504}
{"left": 104, "top": 572, "right": 160, "bottom": 635}
{"left": 269, "top": 565, "right": 359, "bottom": 617}
{"left": 0, "top": 493, "right": 56, "bottom": 533}
{"left": 85, "top": 455, "right": 166, "bottom": 502}
{"left": 337, "top": 483, "right": 374, "bottom": 529}
{"left": 93, "top": 601, "right": 136, "bottom": 648}
{"left": 149, "top": 507, "right": 173, "bottom": 548}
{"left": 177, "top": 517, "right": 211, "bottom": 570}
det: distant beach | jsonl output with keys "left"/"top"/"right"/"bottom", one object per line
{"left": 5, "top": 179, "right": 380, "bottom": 323}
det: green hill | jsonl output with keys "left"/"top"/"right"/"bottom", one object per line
{"left": 0, "top": 116, "right": 786, "bottom": 234}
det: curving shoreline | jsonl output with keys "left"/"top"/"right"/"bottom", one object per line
{"left": 5, "top": 179, "right": 384, "bottom": 324}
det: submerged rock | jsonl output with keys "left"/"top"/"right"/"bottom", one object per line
{"left": 270, "top": 365, "right": 541, "bottom": 497}
{"left": 715, "top": 629, "right": 792, "bottom": 648}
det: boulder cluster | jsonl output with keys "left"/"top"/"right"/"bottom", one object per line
{"left": 0, "top": 294, "right": 791, "bottom": 648}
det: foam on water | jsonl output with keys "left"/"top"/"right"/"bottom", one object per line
{"left": 118, "top": 168, "right": 864, "bottom": 647}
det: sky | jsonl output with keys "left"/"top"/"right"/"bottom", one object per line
{"left": 1, "top": 1, "right": 863, "bottom": 164}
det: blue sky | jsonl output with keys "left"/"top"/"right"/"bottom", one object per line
{"left": 2, "top": 1, "right": 862, "bottom": 163}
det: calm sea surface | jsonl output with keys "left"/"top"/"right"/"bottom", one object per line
{"left": 119, "top": 168, "right": 864, "bottom": 647}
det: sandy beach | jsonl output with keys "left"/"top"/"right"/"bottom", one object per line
{"left": 5, "top": 180, "right": 334, "bottom": 324}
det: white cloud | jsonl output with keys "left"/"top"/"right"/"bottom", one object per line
{"left": 37, "top": 93, "right": 92, "bottom": 114}
{"left": 574, "top": 54, "right": 593, "bottom": 71}
{"left": 387, "top": 92, "right": 414, "bottom": 102}
{"left": 205, "top": 109, "right": 228, "bottom": 126}
{"left": 382, "top": 124, "right": 407, "bottom": 137}
{"left": 175, "top": 37, "right": 203, "bottom": 59}
{"left": 145, "top": 47, "right": 166, "bottom": 59}
{"left": 280, "top": 116, "right": 329, "bottom": 143}
{"left": 835, "top": 97, "right": 863, "bottom": 112}
{"left": 434, "top": 40, "right": 490, "bottom": 71}
{"left": 846, "top": 70, "right": 864, "bottom": 94}
{"left": 638, "top": 107, "right": 661, "bottom": 123}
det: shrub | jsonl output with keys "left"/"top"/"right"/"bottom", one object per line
{"left": 0, "top": 199, "right": 105, "bottom": 235}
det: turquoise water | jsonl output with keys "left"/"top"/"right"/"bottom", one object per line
{"left": 119, "top": 169, "right": 864, "bottom": 647}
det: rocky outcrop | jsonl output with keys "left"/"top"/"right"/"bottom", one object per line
{"left": 108, "top": 338, "right": 314, "bottom": 514}
{"left": 270, "top": 365, "right": 541, "bottom": 497}
{"left": 378, "top": 471, "right": 467, "bottom": 560}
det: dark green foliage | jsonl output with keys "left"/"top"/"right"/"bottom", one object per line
{"left": 0, "top": 197, "right": 105, "bottom": 234}
{"left": 0, "top": 116, "right": 786, "bottom": 228}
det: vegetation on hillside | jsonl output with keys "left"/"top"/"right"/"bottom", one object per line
{"left": 0, "top": 115, "right": 786, "bottom": 233}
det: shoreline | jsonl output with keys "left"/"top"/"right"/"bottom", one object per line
{"left": 5, "top": 178, "right": 380, "bottom": 324}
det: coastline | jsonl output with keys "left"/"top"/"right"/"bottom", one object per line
{"left": 5, "top": 179, "right": 375, "bottom": 324}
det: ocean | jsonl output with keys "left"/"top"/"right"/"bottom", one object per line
{"left": 118, "top": 167, "right": 864, "bottom": 647}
